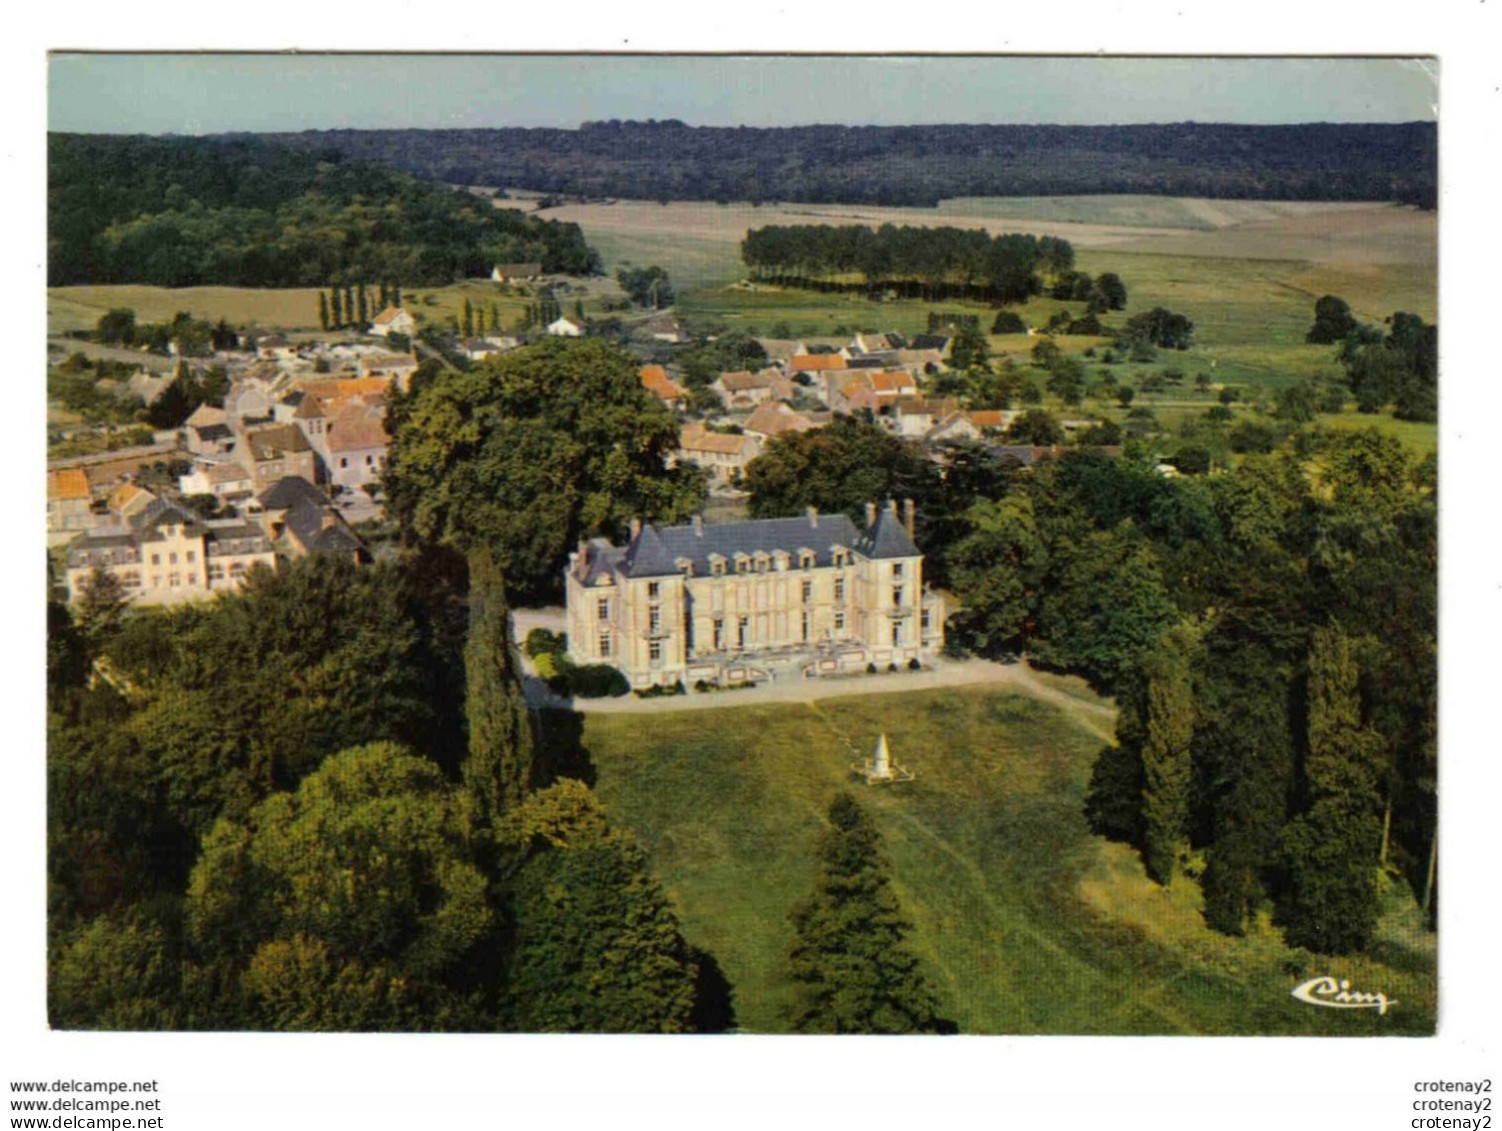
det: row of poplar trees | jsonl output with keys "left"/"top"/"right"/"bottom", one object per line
{"left": 317, "top": 281, "right": 403, "bottom": 331}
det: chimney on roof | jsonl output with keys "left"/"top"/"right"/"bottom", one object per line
{"left": 903, "top": 498, "right": 916, "bottom": 538}
{"left": 629, "top": 516, "right": 642, "bottom": 541}
{"left": 865, "top": 501, "right": 877, "bottom": 529}
{"left": 807, "top": 505, "right": 818, "bottom": 528}
{"left": 692, "top": 514, "right": 704, "bottom": 537}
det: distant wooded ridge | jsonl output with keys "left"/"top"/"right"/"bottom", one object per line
{"left": 47, "top": 133, "right": 600, "bottom": 288}
{"left": 250, "top": 121, "right": 1437, "bottom": 208}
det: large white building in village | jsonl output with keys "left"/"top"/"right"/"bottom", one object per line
{"left": 565, "top": 500, "right": 944, "bottom": 689}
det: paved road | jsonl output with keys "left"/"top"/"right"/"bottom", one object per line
{"left": 529, "top": 657, "right": 1118, "bottom": 741}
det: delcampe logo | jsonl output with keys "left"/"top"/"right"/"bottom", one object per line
{"left": 1290, "top": 975, "right": 1396, "bottom": 1015}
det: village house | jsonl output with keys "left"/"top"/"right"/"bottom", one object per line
{"left": 491, "top": 263, "right": 543, "bottom": 284}
{"left": 564, "top": 501, "right": 945, "bottom": 689}
{"left": 644, "top": 313, "right": 685, "bottom": 344}
{"left": 923, "top": 408, "right": 1017, "bottom": 446}
{"left": 754, "top": 338, "right": 810, "bottom": 364}
{"left": 323, "top": 413, "right": 390, "bottom": 492}
{"left": 743, "top": 402, "right": 820, "bottom": 443}
{"left": 356, "top": 352, "right": 418, "bottom": 390}
{"left": 459, "top": 338, "right": 503, "bottom": 362}
{"left": 639, "top": 364, "right": 687, "bottom": 409}
{"left": 107, "top": 483, "right": 157, "bottom": 525}
{"left": 674, "top": 423, "right": 763, "bottom": 487}
{"left": 850, "top": 331, "right": 906, "bottom": 355}
{"left": 828, "top": 371, "right": 919, "bottom": 414}
{"left": 546, "top": 316, "right": 584, "bottom": 338}
{"left": 711, "top": 369, "right": 794, "bottom": 410}
{"left": 250, "top": 476, "right": 367, "bottom": 562}
{"left": 883, "top": 396, "right": 964, "bottom": 439}
{"left": 47, "top": 468, "right": 94, "bottom": 535}
{"left": 64, "top": 497, "right": 277, "bottom": 605}
{"left": 369, "top": 306, "right": 417, "bottom": 338}
{"left": 235, "top": 423, "right": 317, "bottom": 492}
{"left": 178, "top": 458, "right": 256, "bottom": 501}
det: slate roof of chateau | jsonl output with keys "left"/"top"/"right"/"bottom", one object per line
{"left": 597, "top": 507, "right": 920, "bottom": 580}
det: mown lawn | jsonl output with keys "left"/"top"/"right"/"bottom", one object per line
{"left": 576, "top": 685, "right": 1436, "bottom": 1035}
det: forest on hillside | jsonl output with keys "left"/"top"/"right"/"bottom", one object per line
{"left": 254, "top": 121, "right": 1438, "bottom": 208}
{"left": 48, "top": 134, "right": 600, "bottom": 287}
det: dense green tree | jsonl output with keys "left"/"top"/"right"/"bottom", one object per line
{"left": 1122, "top": 307, "right": 1194, "bottom": 350}
{"left": 500, "top": 781, "right": 701, "bottom": 1032}
{"left": 948, "top": 321, "right": 989, "bottom": 369}
{"left": 947, "top": 494, "right": 1046, "bottom": 657}
{"left": 744, "top": 414, "right": 942, "bottom": 534}
{"left": 1096, "top": 272, "right": 1128, "bottom": 311}
{"left": 616, "top": 264, "right": 674, "bottom": 309}
{"left": 383, "top": 338, "right": 707, "bottom": 600}
{"left": 1279, "top": 626, "right": 1386, "bottom": 952}
{"left": 1140, "top": 628, "right": 1197, "bottom": 885}
{"left": 1033, "top": 524, "right": 1178, "bottom": 692}
{"left": 74, "top": 567, "right": 129, "bottom": 661}
{"left": 1306, "top": 295, "right": 1358, "bottom": 344}
{"left": 1003, "top": 409, "right": 1065, "bottom": 446}
{"left": 94, "top": 308, "right": 138, "bottom": 346}
{"left": 50, "top": 914, "right": 182, "bottom": 1030}
{"left": 187, "top": 742, "right": 495, "bottom": 1031}
{"left": 462, "top": 546, "right": 535, "bottom": 829}
{"left": 1197, "top": 642, "right": 1296, "bottom": 936}
{"left": 787, "top": 794, "right": 950, "bottom": 1034}
{"left": 1045, "top": 355, "right": 1087, "bottom": 405}
{"left": 50, "top": 134, "right": 599, "bottom": 288}
{"left": 122, "top": 555, "right": 465, "bottom": 837}
{"left": 991, "top": 310, "right": 1027, "bottom": 334}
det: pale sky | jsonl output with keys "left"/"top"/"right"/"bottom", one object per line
{"left": 48, "top": 55, "right": 1437, "bottom": 134}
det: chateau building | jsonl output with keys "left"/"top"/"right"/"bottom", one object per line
{"left": 565, "top": 501, "right": 944, "bottom": 689}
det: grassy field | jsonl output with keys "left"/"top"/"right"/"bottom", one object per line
{"left": 45, "top": 279, "right": 623, "bottom": 339}
{"left": 575, "top": 683, "right": 1436, "bottom": 1035}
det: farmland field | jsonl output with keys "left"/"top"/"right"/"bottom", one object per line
{"left": 576, "top": 682, "right": 1437, "bottom": 1035}
{"left": 44, "top": 279, "right": 612, "bottom": 339}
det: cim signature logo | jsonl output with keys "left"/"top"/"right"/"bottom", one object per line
{"left": 1291, "top": 975, "right": 1396, "bottom": 1016}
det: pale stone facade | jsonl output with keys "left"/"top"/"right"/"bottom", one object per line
{"left": 565, "top": 502, "right": 945, "bottom": 689}
{"left": 65, "top": 500, "right": 276, "bottom": 606}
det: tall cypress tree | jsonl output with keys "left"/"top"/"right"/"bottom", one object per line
{"left": 1141, "top": 630, "right": 1196, "bottom": 886}
{"left": 787, "top": 793, "right": 950, "bottom": 1033}
{"left": 330, "top": 288, "right": 343, "bottom": 328}
{"left": 1280, "top": 625, "right": 1385, "bottom": 952}
{"left": 462, "top": 298, "right": 475, "bottom": 338}
{"left": 318, "top": 291, "right": 330, "bottom": 332}
{"left": 1199, "top": 642, "right": 1295, "bottom": 937}
{"left": 343, "top": 287, "right": 355, "bottom": 330}
{"left": 490, "top": 302, "right": 501, "bottom": 334}
{"left": 392, "top": 283, "right": 402, "bottom": 308}
{"left": 379, "top": 281, "right": 390, "bottom": 310}
{"left": 461, "top": 546, "right": 534, "bottom": 830}
{"left": 357, "top": 283, "right": 369, "bottom": 328}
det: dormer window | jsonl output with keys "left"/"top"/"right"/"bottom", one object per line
{"left": 675, "top": 557, "right": 694, "bottom": 577}
{"left": 832, "top": 548, "right": 849, "bottom": 568}
{"left": 753, "top": 552, "right": 770, "bottom": 573}
{"left": 708, "top": 554, "right": 727, "bottom": 576}
{"left": 734, "top": 553, "right": 751, "bottom": 574}
{"left": 798, "top": 549, "right": 816, "bottom": 569}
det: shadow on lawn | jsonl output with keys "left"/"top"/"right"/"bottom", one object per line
{"left": 532, "top": 707, "right": 597, "bottom": 789}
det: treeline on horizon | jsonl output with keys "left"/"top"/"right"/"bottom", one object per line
{"left": 741, "top": 223, "right": 1074, "bottom": 303}
{"left": 254, "top": 121, "right": 1438, "bottom": 208}
{"left": 47, "top": 134, "right": 600, "bottom": 288}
